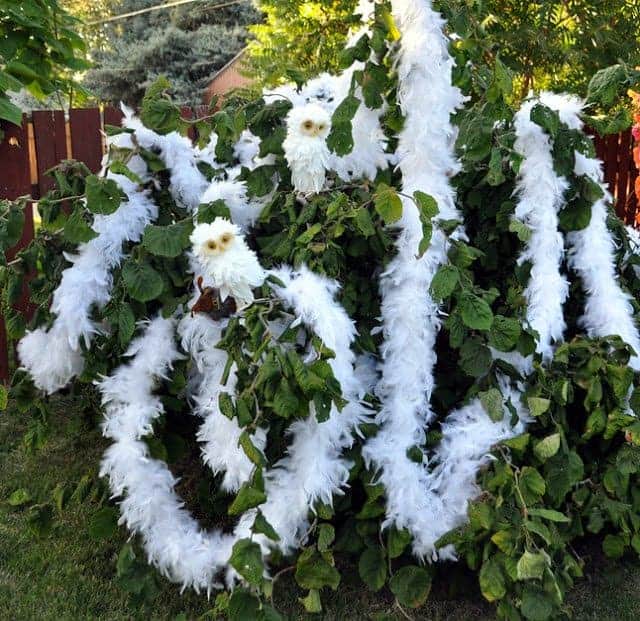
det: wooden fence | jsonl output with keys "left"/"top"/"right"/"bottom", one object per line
{"left": 0, "top": 109, "right": 639, "bottom": 382}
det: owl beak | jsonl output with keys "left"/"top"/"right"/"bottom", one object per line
{"left": 312, "top": 127, "right": 321, "bottom": 137}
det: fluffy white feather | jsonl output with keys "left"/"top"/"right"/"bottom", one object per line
{"left": 512, "top": 94, "right": 571, "bottom": 360}
{"left": 190, "top": 218, "right": 265, "bottom": 307}
{"left": 18, "top": 162, "right": 156, "bottom": 393}
{"left": 232, "top": 265, "right": 369, "bottom": 557}
{"left": 283, "top": 103, "right": 331, "bottom": 194}
{"left": 362, "top": 0, "right": 466, "bottom": 560}
{"left": 99, "top": 316, "right": 237, "bottom": 594}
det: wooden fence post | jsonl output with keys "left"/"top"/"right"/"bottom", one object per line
{"left": 0, "top": 115, "right": 34, "bottom": 382}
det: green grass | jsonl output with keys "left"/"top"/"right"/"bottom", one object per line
{"left": 1, "top": 396, "right": 640, "bottom": 620}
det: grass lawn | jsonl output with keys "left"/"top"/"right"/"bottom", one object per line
{"left": 1, "top": 395, "right": 640, "bottom": 620}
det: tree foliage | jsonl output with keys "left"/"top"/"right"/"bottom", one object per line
{"left": 246, "top": 0, "right": 362, "bottom": 86}
{"left": 438, "top": 0, "right": 640, "bottom": 100}
{"left": 80, "top": 0, "right": 258, "bottom": 105}
{"left": 0, "top": 0, "right": 89, "bottom": 125}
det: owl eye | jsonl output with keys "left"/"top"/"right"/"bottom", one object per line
{"left": 318, "top": 124, "right": 326, "bottom": 131}
{"left": 221, "top": 232, "right": 232, "bottom": 244}
{"left": 206, "top": 240, "right": 217, "bottom": 251}
{"left": 303, "top": 120, "right": 314, "bottom": 130}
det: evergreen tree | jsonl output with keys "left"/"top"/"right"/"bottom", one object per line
{"left": 81, "top": 0, "right": 258, "bottom": 105}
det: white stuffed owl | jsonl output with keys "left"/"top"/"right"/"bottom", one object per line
{"left": 283, "top": 103, "right": 331, "bottom": 194}
{"left": 190, "top": 218, "right": 265, "bottom": 308}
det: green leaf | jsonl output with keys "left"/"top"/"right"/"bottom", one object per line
{"left": 459, "top": 292, "right": 493, "bottom": 331}
{"left": 533, "top": 433, "right": 561, "bottom": 461}
{"left": 122, "top": 260, "right": 164, "bottom": 303}
{"left": 479, "top": 388, "right": 504, "bottom": 422}
{"left": 109, "top": 161, "right": 143, "bottom": 184}
{"left": 299, "top": 589, "right": 322, "bottom": 613}
{"left": 0, "top": 95, "right": 23, "bottom": 126}
{"left": 228, "top": 588, "right": 261, "bottom": 621}
{"left": 414, "top": 191, "right": 438, "bottom": 256}
{"left": 459, "top": 338, "right": 492, "bottom": 378}
{"left": 509, "top": 218, "right": 532, "bottom": 242}
{"left": 374, "top": 183, "right": 403, "bottom": 225}
{"left": 389, "top": 566, "right": 431, "bottom": 608}
{"left": 521, "top": 586, "right": 553, "bottom": 621}
{"left": 430, "top": 265, "right": 459, "bottom": 300}
{"left": 117, "top": 303, "right": 136, "bottom": 347}
{"left": 140, "top": 76, "right": 181, "bottom": 135}
{"left": 527, "top": 397, "right": 551, "bottom": 417}
{"left": 273, "top": 380, "right": 300, "bottom": 419}
{"left": 354, "top": 208, "right": 375, "bottom": 237}
{"left": 489, "top": 316, "right": 521, "bottom": 351}
{"left": 8, "top": 488, "right": 31, "bottom": 506}
{"left": 358, "top": 546, "right": 387, "bottom": 592}
{"left": 142, "top": 221, "right": 193, "bottom": 258}
{"left": 198, "top": 199, "right": 231, "bottom": 223}
{"left": 530, "top": 104, "right": 560, "bottom": 138}
{"left": 527, "top": 508, "right": 570, "bottom": 523}
{"left": 519, "top": 467, "right": 546, "bottom": 504}
{"left": 586, "top": 64, "right": 629, "bottom": 107}
{"left": 88, "top": 506, "right": 119, "bottom": 540}
{"left": 229, "top": 539, "right": 264, "bottom": 586}
{"left": 228, "top": 483, "right": 266, "bottom": 516}
{"left": 327, "top": 94, "right": 360, "bottom": 155}
{"left": 295, "top": 548, "right": 341, "bottom": 590}
{"left": 387, "top": 527, "right": 411, "bottom": 559}
{"left": 516, "top": 550, "right": 547, "bottom": 581}
{"left": 238, "top": 431, "right": 265, "bottom": 467}
{"left": 558, "top": 200, "right": 592, "bottom": 232}
{"left": 252, "top": 511, "right": 280, "bottom": 542}
{"left": 85, "top": 175, "right": 126, "bottom": 215}
{"left": 219, "top": 393, "right": 235, "bottom": 419}
{"left": 479, "top": 558, "right": 506, "bottom": 602}
{"left": 63, "top": 206, "right": 98, "bottom": 244}
{"left": 317, "top": 524, "right": 335, "bottom": 551}
{"left": 602, "top": 534, "right": 626, "bottom": 559}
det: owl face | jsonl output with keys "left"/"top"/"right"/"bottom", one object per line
{"left": 300, "top": 117, "right": 329, "bottom": 138}
{"left": 190, "top": 218, "right": 240, "bottom": 259}
{"left": 202, "top": 229, "right": 234, "bottom": 256}
{"left": 286, "top": 103, "right": 332, "bottom": 140}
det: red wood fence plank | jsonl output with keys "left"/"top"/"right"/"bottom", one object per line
{"left": 32, "top": 110, "right": 67, "bottom": 198}
{"left": 0, "top": 116, "right": 33, "bottom": 382}
{"left": 69, "top": 108, "right": 103, "bottom": 173}
{"left": 605, "top": 133, "right": 620, "bottom": 201}
{"left": 104, "top": 106, "right": 124, "bottom": 129}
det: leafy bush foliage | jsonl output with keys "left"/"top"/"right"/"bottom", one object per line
{"left": 3, "top": 3, "right": 640, "bottom": 620}
{"left": 0, "top": 0, "right": 89, "bottom": 126}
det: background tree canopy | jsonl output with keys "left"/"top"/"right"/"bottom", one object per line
{"left": 436, "top": 0, "right": 640, "bottom": 100}
{"left": 78, "top": 0, "right": 258, "bottom": 106}
{"left": 247, "top": 0, "right": 640, "bottom": 104}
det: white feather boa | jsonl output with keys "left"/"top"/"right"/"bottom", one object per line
{"left": 233, "top": 265, "right": 369, "bottom": 554}
{"left": 99, "top": 316, "right": 236, "bottom": 593}
{"left": 99, "top": 267, "right": 367, "bottom": 591}
{"left": 18, "top": 148, "right": 157, "bottom": 394}
{"left": 178, "top": 267, "right": 266, "bottom": 493}
{"left": 362, "top": 0, "right": 466, "bottom": 559}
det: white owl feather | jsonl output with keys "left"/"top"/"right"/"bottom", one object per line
{"left": 283, "top": 103, "right": 331, "bottom": 194}
{"left": 190, "top": 218, "right": 265, "bottom": 307}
